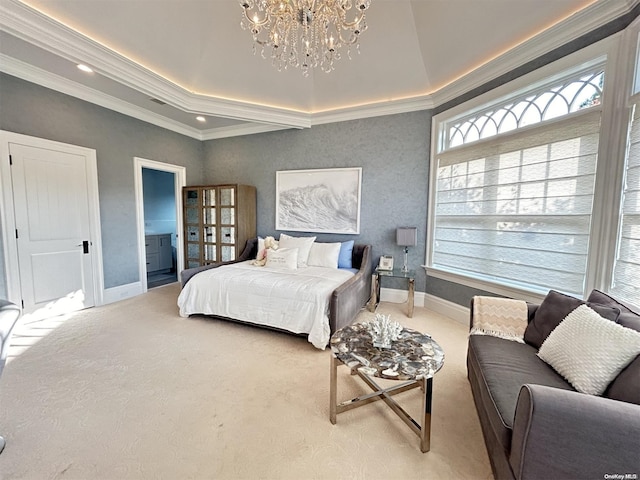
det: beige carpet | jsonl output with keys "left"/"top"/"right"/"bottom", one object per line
{"left": 0, "top": 283, "right": 492, "bottom": 480}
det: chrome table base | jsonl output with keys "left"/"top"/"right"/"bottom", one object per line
{"left": 330, "top": 356, "right": 434, "bottom": 453}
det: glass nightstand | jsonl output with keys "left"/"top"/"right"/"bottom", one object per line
{"left": 366, "top": 267, "right": 416, "bottom": 317}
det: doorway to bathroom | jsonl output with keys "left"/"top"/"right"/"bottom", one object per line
{"left": 134, "top": 158, "right": 186, "bottom": 292}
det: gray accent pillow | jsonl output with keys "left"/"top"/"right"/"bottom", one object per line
{"left": 524, "top": 290, "right": 620, "bottom": 349}
{"left": 587, "top": 290, "right": 640, "bottom": 405}
{"left": 587, "top": 289, "right": 640, "bottom": 332}
{"left": 605, "top": 355, "right": 640, "bottom": 405}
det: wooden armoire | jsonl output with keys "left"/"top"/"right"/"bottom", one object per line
{"left": 182, "top": 184, "right": 256, "bottom": 269}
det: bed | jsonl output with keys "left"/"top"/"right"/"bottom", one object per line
{"left": 178, "top": 237, "right": 372, "bottom": 349}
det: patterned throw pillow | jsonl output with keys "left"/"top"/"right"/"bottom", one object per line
{"left": 537, "top": 304, "right": 640, "bottom": 395}
{"left": 470, "top": 296, "right": 529, "bottom": 343}
{"left": 265, "top": 248, "right": 298, "bottom": 270}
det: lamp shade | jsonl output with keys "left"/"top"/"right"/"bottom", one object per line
{"left": 396, "top": 227, "right": 417, "bottom": 247}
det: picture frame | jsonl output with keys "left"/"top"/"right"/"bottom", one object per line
{"left": 276, "top": 167, "right": 362, "bottom": 234}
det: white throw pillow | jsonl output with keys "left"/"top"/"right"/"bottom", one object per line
{"left": 256, "top": 237, "right": 265, "bottom": 260}
{"left": 537, "top": 304, "right": 640, "bottom": 395}
{"left": 307, "top": 242, "right": 341, "bottom": 268}
{"left": 265, "top": 247, "right": 298, "bottom": 270}
{"left": 278, "top": 234, "right": 316, "bottom": 268}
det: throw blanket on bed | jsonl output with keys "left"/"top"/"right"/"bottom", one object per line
{"left": 177, "top": 261, "right": 355, "bottom": 349}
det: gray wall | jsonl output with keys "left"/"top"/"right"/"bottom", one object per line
{"left": 0, "top": 73, "right": 203, "bottom": 293}
{"left": 202, "top": 111, "right": 469, "bottom": 298}
{"left": 0, "top": 74, "right": 493, "bottom": 306}
{"left": 1, "top": 7, "right": 634, "bottom": 304}
{"left": 203, "top": 115, "right": 496, "bottom": 305}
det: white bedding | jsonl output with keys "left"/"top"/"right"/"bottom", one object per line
{"left": 177, "top": 261, "right": 355, "bottom": 349}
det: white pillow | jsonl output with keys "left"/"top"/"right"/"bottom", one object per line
{"left": 537, "top": 304, "right": 640, "bottom": 395}
{"left": 255, "top": 237, "right": 265, "bottom": 260}
{"left": 278, "top": 234, "right": 316, "bottom": 268}
{"left": 265, "top": 247, "right": 298, "bottom": 270}
{"left": 307, "top": 242, "right": 341, "bottom": 268}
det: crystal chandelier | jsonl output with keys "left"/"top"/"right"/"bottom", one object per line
{"left": 239, "top": 0, "right": 372, "bottom": 76}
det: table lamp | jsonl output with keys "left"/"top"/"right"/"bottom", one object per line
{"left": 396, "top": 227, "right": 417, "bottom": 273}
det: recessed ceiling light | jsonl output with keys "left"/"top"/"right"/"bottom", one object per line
{"left": 77, "top": 64, "right": 93, "bottom": 73}
{"left": 196, "top": 116, "right": 206, "bottom": 122}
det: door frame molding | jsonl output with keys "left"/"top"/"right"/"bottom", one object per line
{"left": 0, "top": 130, "right": 105, "bottom": 306}
{"left": 133, "top": 157, "right": 186, "bottom": 293}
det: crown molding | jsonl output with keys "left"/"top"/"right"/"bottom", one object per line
{"left": 200, "top": 123, "right": 292, "bottom": 140}
{"left": 0, "top": 0, "right": 311, "bottom": 128}
{"left": 430, "top": 0, "right": 635, "bottom": 107}
{"left": 1, "top": 0, "right": 637, "bottom": 139}
{"left": 312, "top": 95, "right": 435, "bottom": 126}
{"left": 0, "top": 54, "right": 205, "bottom": 139}
{"left": 0, "top": 54, "right": 289, "bottom": 141}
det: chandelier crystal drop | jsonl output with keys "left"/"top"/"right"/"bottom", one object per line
{"left": 239, "top": 0, "right": 372, "bottom": 76}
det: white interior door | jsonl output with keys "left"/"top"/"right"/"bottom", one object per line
{"left": 9, "top": 142, "right": 95, "bottom": 313}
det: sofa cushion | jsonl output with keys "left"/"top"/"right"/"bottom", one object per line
{"left": 605, "top": 355, "right": 640, "bottom": 405}
{"left": 585, "top": 290, "right": 640, "bottom": 404}
{"left": 468, "top": 335, "right": 574, "bottom": 452}
{"left": 524, "top": 290, "right": 620, "bottom": 349}
{"left": 537, "top": 304, "right": 640, "bottom": 395}
{"left": 586, "top": 289, "right": 640, "bottom": 332}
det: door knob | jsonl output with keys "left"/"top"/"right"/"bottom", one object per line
{"left": 76, "top": 240, "right": 89, "bottom": 254}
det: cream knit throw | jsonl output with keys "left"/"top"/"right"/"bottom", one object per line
{"left": 470, "top": 296, "right": 529, "bottom": 343}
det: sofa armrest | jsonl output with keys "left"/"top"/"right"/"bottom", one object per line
{"left": 510, "top": 384, "right": 640, "bottom": 480}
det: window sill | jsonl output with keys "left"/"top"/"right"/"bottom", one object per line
{"left": 422, "top": 266, "right": 548, "bottom": 304}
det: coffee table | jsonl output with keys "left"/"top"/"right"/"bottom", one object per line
{"left": 329, "top": 322, "right": 445, "bottom": 453}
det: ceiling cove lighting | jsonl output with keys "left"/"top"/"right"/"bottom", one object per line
{"left": 239, "top": 0, "right": 372, "bottom": 77}
{"left": 196, "top": 116, "right": 206, "bottom": 122}
{"left": 77, "top": 64, "right": 93, "bottom": 73}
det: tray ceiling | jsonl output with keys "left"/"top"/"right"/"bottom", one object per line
{"left": 0, "top": 0, "right": 635, "bottom": 139}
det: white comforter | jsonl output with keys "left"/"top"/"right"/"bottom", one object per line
{"left": 177, "top": 261, "right": 355, "bottom": 349}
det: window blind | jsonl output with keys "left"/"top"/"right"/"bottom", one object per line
{"left": 433, "top": 111, "right": 601, "bottom": 296}
{"left": 611, "top": 103, "right": 640, "bottom": 306}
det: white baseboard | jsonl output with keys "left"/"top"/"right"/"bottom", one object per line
{"left": 380, "top": 287, "right": 470, "bottom": 325}
{"left": 380, "top": 287, "right": 413, "bottom": 304}
{"left": 424, "top": 293, "right": 470, "bottom": 325}
{"left": 102, "top": 282, "right": 143, "bottom": 305}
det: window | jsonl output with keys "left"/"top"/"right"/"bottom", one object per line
{"left": 446, "top": 71, "right": 603, "bottom": 148}
{"left": 431, "top": 67, "right": 604, "bottom": 298}
{"left": 424, "top": 22, "right": 640, "bottom": 309}
{"left": 427, "top": 27, "right": 640, "bottom": 307}
{"left": 611, "top": 103, "right": 640, "bottom": 304}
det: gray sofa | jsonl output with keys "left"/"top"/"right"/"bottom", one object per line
{"left": 467, "top": 289, "right": 640, "bottom": 480}
{"left": 180, "top": 237, "right": 372, "bottom": 335}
